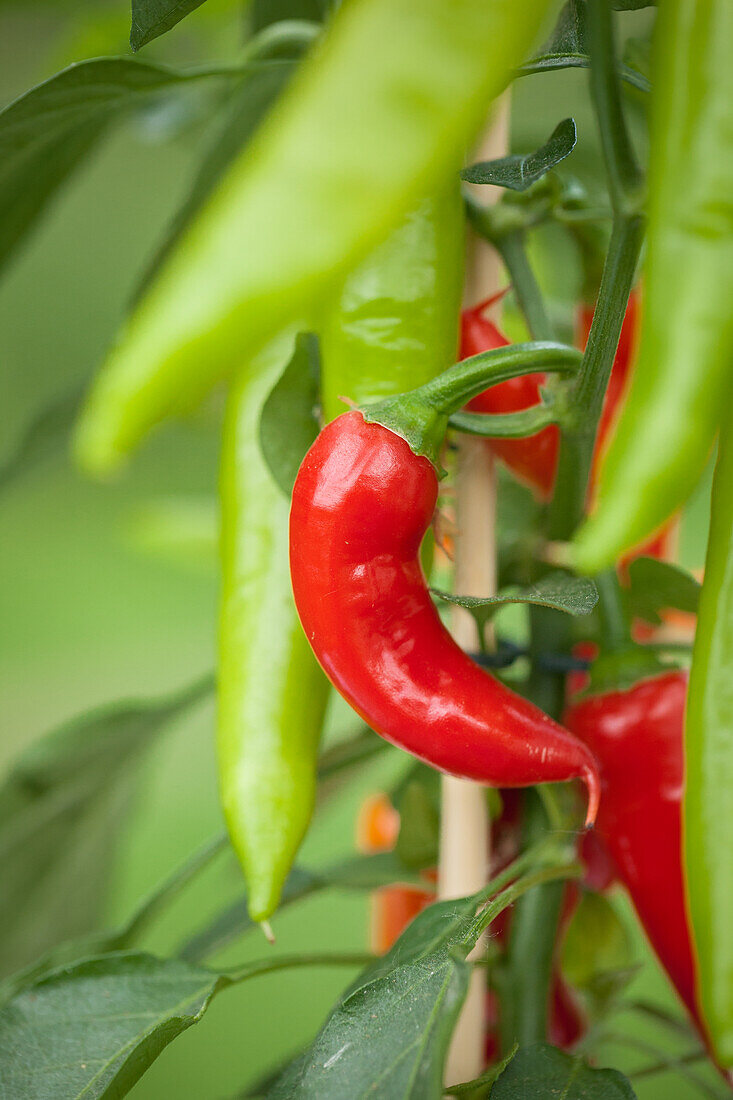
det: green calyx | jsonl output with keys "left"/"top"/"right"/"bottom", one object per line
{"left": 361, "top": 341, "right": 582, "bottom": 475}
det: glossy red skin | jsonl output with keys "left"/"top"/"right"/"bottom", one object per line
{"left": 291, "top": 411, "right": 600, "bottom": 821}
{"left": 461, "top": 305, "right": 558, "bottom": 499}
{"left": 564, "top": 672, "right": 701, "bottom": 1026}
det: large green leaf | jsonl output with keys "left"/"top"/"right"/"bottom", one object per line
{"left": 0, "top": 675, "right": 212, "bottom": 978}
{"left": 491, "top": 1042, "right": 637, "bottom": 1099}
{"left": 269, "top": 954, "right": 469, "bottom": 1099}
{"left": 0, "top": 57, "right": 234, "bottom": 275}
{"left": 268, "top": 847, "right": 575, "bottom": 1098}
{"left": 1, "top": 726, "right": 386, "bottom": 998}
{"left": 0, "top": 833, "right": 227, "bottom": 1004}
{"left": 131, "top": 0, "right": 209, "bottom": 50}
{"left": 0, "top": 950, "right": 363, "bottom": 1100}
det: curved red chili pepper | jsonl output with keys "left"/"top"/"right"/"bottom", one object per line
{"left": 564, "top": 672, "right": 701, "bottom": 1028}
{"left": 290, "top": 410, "right": 600, "bottom": 824}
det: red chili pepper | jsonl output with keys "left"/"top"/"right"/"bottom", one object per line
{"left": 291, "top": 410, "right": 601, "bottom": 820}
{"left": 460, "top": 292, "right": 641, "bottom": 501}
{"left": 461, "top": 300, "right": 559, "bottom": 499}
{"left": 564, "top": 672, "right": 701, "bottom": 1028}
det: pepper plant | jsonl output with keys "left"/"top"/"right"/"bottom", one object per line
{"left": 0, "top": 0, "right": 731, "bottom": 1098}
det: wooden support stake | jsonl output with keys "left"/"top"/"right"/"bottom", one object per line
{"left": 440, "top": 95, "right": 510, "bottom": 1088}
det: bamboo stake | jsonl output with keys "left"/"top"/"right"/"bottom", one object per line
{"left": 440, "top": 96, "right": 510, "bottom": 1087}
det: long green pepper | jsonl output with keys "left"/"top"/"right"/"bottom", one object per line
{"left": 218, "top": 332, "right": 329, "bottom": 923}
{"left": 74, "top": 0, "right": 556, "bottom": 475}
{"left": 219, "top": 186, "right": 463, "bottom": 921}
{"left": 319, "top": 186, "right": 464, "bottom": 423}
{"left": 574, "top": 0, "right": 733, "bottom": 573}
{"left": 685, "top": 405, "right": 733, "bottom": 1068}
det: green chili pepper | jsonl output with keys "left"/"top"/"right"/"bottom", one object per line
{"left": 573, "top": 0, "right": 733, "bottom": 574}
{"left": 319, "top": 186, "right": 464, "bottom": 424}
{"left": 685, "top": 406, "right": 733, "bottom": 1068}
{"left": 218, "top": 331, "right": 329, "bottom": 922}
{"left": 74, "top": 0, "right": 555, "bottom": 475}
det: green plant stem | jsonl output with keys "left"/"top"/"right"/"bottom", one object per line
{"left": 594, "top": 569, "right": 629, "bottom": 653}
{"left": 508, "top": 0, "right": 645, "bottom": 1053}
{"left": 498, "top": 229, "right": 554, "bottom": 341}
{"left": 586, "top": 0, "right": 643, "bottom": 213}
{"left": 226, "top": 952, "right": 374, "bottom": 984}
{"left": 549, "top": 215, "right": 644, "bottom": 541}
{"left": 422, "top": 343, "right": 580, "bottom": 413}
{"left": 448, "top": 404, "right": 557, "bottom": 439}
{"left": 362, "top": 342, "right": 581, "bottom": 472}
{"left": 526, "top": 604, "right": 567, "bottom": 718}
{"left": 498, "top": 792, "right": 566, "bottom": 1050}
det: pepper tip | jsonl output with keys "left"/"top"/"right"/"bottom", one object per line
{"left": 583, "top": 766, "right": 601, "bottom": 830}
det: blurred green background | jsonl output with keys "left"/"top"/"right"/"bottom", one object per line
{"left": 0, "top": 3, "right": 718, "bottom": 1097}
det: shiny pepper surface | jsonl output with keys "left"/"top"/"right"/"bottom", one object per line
{"left": 565, "top": 672, "right": 701, "bottom": 1028}
{"left": 290, "top": 411, "right": 600, "bottom": 821}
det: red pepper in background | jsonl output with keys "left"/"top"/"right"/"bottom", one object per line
{"left": 461, "top": 299, "right": 559, "bottom": 498}
{"left": 460, "top": 292, "right": 641, "bottom": 503}
{"left": 291, "top": 411, "right": 600, "bottom": 821}
{"left": 564, "top": 672, "right": 702, "bottom": 1031}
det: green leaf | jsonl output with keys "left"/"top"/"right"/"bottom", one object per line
{"left": 432, "top": 572, "right": 598, "bottom": 634}
{"left": 461, "top": 118, "right": 577, "bottom": 191}
{"left": 611, "top": 0, "right": 655, "bottom": 9}
{"left": 130, "top": 0, "right": 208, "bottom": 50}
{"left": 0, "top": 832, "right": 227, "bottom": 1004}
{"left": 519, "top": 0, "right": 650, "bottom": 93}
{"left": 269, "top": 846, "right": 576, "bottom": 1098}
{"left": 491, "top": 1042, "right": 637, "bottom": 1099}
{"left": 0, "top": 387, "right": 83, "bottom": 495}
{"left": 625, "top": 556, "right": 700, "bottom": 625}
{"left": 3, "top": 728, "right": 386, "bottom": 995}
{"left": 0, "top": 57, "right": 234, "bottom": 275}
{"left": 0, "top": 674, "right": 212, "bottom": 978}
{"left": 0, "top": 950, "right": 363, "bottom": 1100}
{"left": 269, "top": 953, "right": 469, "bottom": 1099}
{"left": 259, "top": 332, "right": 321, "bottom": 496}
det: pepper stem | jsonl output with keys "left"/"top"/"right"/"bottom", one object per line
{"left": 361, "top": 341, "right": 581, "bottom": 474}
